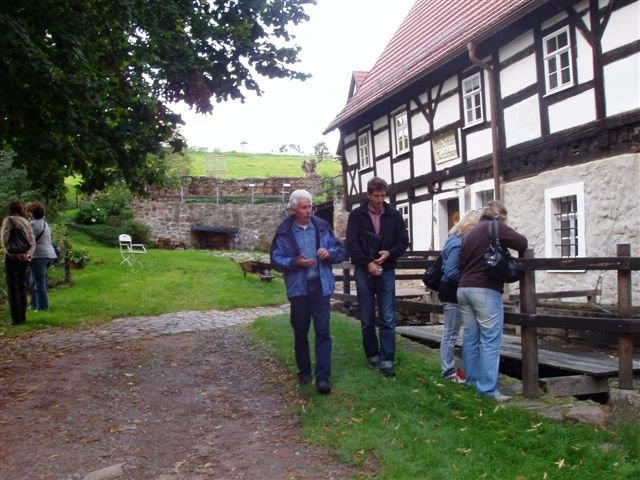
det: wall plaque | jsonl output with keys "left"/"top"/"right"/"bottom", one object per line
{"left": 432, "top": 131, "right": 459, "bottom": 165}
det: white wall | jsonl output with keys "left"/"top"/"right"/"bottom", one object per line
{"left": 411, "top": 200, "right": 433, "bottom": 250}
{"left": 499, "top": 30, "right": 534, "bottom": 62}
{"left": 465, "top": 127, "right": 493, "bottom": 160}
{"left": 344, "top": 144, "right": 358, "bottom": 166}
{"left": 413, "top": 141, "right": 432, "bottom": 177}
{"left": 411, "top": 110, "right": 429, "bottom": 138}
{"left": 393, "top": 158, "right": 411, "bottom": 183}
{"left": 374, "top": 130, "right": 390, "bottom": 157}
{"left": 504, "top": 95, "right": 542, "bottom": 147}
{"left": 433, "top": 94, "right": 460, "bottom": 131}
{"left": 601, "top": 2, "right": 640, "bottom": 52}
{"left": 604, "top": 54, "right": 640, "bottom": 116}
{"left": 375, "top": 157, "right": 392, "bottom": 184}
{"left": 500, "top": 55, "right": 537, "bottom": 97}
{"left": 548, "top": 89, "right": 596, "bottom": 133}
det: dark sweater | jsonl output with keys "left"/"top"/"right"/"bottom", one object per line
{"left": 346, "top": 202, "right": 409, "bottom": 271}
{"left": 458, "top": 218, "right": 528, "bottom": 293}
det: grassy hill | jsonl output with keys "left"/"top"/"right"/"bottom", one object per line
{"left": 186, "top": 150, "right": 341, "bottom": 179}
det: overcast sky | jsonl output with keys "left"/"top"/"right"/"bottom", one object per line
{"left": 173, "top": 0, "right": 416, "bottom": 154}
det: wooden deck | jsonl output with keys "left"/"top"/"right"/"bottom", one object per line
{"left": 397, "top": 325, "right": 640, "bottom": 377}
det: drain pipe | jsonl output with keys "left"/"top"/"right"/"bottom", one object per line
{"left": 467, "top": 42, "right": 501, "bottom": 200}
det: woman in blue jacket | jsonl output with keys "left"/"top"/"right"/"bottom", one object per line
{"left": 270, "top": 190, "right": 344, "bottom": 394}
{"left": 438, "top": 209, "right": 481, "bottom": 383}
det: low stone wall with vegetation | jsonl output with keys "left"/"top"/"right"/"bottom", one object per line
{"left": 148, "top": 176, "right": 323, "bottom": 202}
{"left": 133, "top": 201, "right": 287, "bottom": 251}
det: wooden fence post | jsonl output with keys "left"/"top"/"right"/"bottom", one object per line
{"left": 520, "top": 248, "right": 539, "bottom": 398}
{"left": 343, "top": 266, "right": 351, "bottom": 309}
{"left": 617, "top": 243, "right": 633, "bottom": 389}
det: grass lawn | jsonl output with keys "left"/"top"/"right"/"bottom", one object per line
{"left": 249, "top": 315, "right": 640, "bottom": 479}
{"left": 0, "top": 230, "right": 286, "bottom": 333}
{"left": 186, "top": 150, "right": 342, "bottom": 178}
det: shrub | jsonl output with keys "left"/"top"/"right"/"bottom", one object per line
{"left": 94, "top": 185, "right": 132, "bottom": 216}
{"left": 70, "top": 220, "right": 150, "bottom": 247}
{"left": 123, "top": 220, "right": 150, "bottom": 245}
{"left": 75, "top": 203, "right": 108, "bottom": 224}
{"left": 70, "top": 223, "right": 121, "bottom": 247}
{"left": 69, "top": 247, "right": 90, "bottom": 267}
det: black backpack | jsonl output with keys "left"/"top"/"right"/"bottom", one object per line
{"left": 422, "top": 255, "right": 443, "bottom": 291}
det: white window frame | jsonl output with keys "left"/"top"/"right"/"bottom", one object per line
{"left": 397, "top": 202, "right": 411, "bottom": 243}
{"left": 543, "top": 26, "right": 574, "bottom": 95}
{"left": 544, "top": 183, "right": 585, "bottom": 263}
{"left": 469, "top": 179, "right": 495, "bottom": 210}
{"left": 393, "top": 111, "right": 409, "bottom": 156}
{"left": 433, "top": 190, "right": 463, "bottom": 249}
{"left": 358, "top": 131, "right": 372, "bottom": 170}
{"left": 462, "top": 73, "right": 483, "bottom": 127}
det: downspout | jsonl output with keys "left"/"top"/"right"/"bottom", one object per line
{"left": 467, "top": 42, "right": 501, "bottom": 200}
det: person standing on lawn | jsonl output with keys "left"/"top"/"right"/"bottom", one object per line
{"left": 437, "top": 209, "right": 481, "bottom": 383}
{"left": 27, "top": 201, "right": 58, "bottom": 311}
{"left": 1, "top": 201, "right": 35, "bottom": 325}
{"left": 270, "top": 190, "right": 344, "bottom": 395}
{"left": 346, "top": 177, "right": 409, "bottom": 377}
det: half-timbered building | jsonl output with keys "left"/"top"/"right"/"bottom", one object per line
{"left": 325, "top": 0, "right": 640, "bottom": 303}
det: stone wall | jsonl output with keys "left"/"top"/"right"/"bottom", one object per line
{"left": 133, "top": 201, "right": 287, "bottom": 251}
{"left": 332, "top": 194, "right": 350, "bottom": 241}
{"left": 504, "top": 153, "right": 640, "bottom": 306}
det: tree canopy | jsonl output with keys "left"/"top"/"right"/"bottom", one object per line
{"left": 0, "top": 0, "right": 313, "bottom": 200}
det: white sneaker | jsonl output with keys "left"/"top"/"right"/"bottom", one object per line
{"left": 494, "top": 393, "right": 511, "bottom": 403}
{"left": 445, "top": 372, "right": 465, "bottom": 384}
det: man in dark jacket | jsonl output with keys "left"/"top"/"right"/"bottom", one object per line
{"left": 346, "top": 177, "right": 409, "bottom": 377}
{"left": 271, "top": 190, "right": 344, "bottom": 394}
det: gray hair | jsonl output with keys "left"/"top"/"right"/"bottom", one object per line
{"left": 287, "top": 189, "right": 312, "bottom": 210}
{"left": 482, "top": 200, "right": 508, "bottom": 222}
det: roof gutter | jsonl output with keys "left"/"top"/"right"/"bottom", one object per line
{"left": 467, "top": 43, "right": 501, "bottom": 200}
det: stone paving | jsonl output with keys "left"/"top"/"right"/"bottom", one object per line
{"left": 7, "top": 304, "right": 290, "bottom": 353}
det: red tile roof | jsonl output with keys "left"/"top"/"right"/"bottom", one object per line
{"left": 324, "top": 0, "right": 542, "bottom": 134}
{"left": 352, "top": 71, "right": 369, "bottom": 90}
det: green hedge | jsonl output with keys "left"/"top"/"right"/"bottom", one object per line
{"left": 70, "top": 220, "right": 150, "bottom": 247}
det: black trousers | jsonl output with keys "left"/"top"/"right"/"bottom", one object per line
{"left": 5, "top": 256, "right": 29, "bottom": 324}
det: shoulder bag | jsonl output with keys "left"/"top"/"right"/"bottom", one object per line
{"left": 422, "top": 254, "right": 443, "bottom": 291}
{"left": 483, "top": 220, "right": 521, "bottom": 283}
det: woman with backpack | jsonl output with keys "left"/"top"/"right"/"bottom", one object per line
{"left": 1, "top": 201, "right": 35, "bottom": 325}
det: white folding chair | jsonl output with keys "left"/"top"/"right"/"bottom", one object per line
{"left": 119, "top": 234, "right": 147, "bottom": 267}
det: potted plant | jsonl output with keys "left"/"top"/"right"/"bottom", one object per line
{"left": 69, "top": 248, "right": 90, "bottom": 268}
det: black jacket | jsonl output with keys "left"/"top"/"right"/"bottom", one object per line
{"left": 346, "top": 202, "right": 409, "bottom": 271}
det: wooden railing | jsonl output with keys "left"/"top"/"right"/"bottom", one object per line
{"left": 333, "top": 244, "right": 640, "bottom": 397}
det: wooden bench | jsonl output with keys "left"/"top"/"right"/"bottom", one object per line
{"left": 396, "top": 324, "right": 640, "bottom": 396}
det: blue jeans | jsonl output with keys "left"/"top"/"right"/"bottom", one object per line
{"left": 289, "top": 279, "right": 332, "bottom": 381}
{"left": 440, "top": 302, "right": 462, "bottom": 378}
{"left": 29, "top": 258, "right": 54, "bottom": 311}
{"left": 457, "top": 287, "right": 504, "bottom": 398}
{"left": 355, "top": 268, "right": 396, "bottom": 368}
